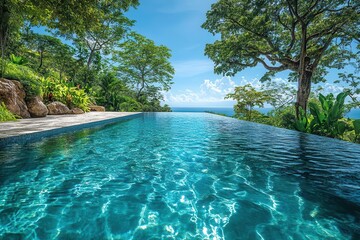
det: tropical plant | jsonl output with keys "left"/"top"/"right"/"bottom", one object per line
{"left": 118, "top": 96, "right": 142, "bottom": 112}
{"left": 267, "top": 106, "right": 297, "bottom": 129}
{"left": 294, "top": 108, "right": 309, "bottom": 132}
{"left": 308, "top": 92, "right": 349, "bottom": 138}
{"left": 40, "top": 77, "right": 90, "bottom": 111}
{"left": 9, "top": 54, "right": 27, "bottom": 65}
{"left": 0, "top": 102, "right": 16, "bottom": 122}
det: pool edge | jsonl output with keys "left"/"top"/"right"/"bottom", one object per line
{"left": 0, "top": 113, "right": 143, "bottom": 147}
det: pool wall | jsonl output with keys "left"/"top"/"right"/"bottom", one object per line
{"left": 0, "top": 113, "right": 143, "bottom": 147}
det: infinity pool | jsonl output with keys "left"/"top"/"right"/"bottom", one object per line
{"left": 1, "top": 113, "right": 359, "bottom": 239}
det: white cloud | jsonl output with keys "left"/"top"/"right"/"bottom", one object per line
{"left": 200, "top": 77, "right": 236, "bottom": 95}
{"left": 164, "top": 77, "right": 237, "bottom": 107}
{"left": 164, "top": 73, "right": 356, "bottom": 107}
{"left": 163, "top": 76, "right": 300, "bottom": 107}
{"left": 322, "top": 83, "right": 345, "bottom": 95}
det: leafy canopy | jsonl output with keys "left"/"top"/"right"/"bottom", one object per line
{"left": 225, "top": 84, "right": 270, "bottom": 120}
{"left": 10, "top": 0, "right": 139, "bottom": 36}
{"left": 203, "top": 0, "right": 360, "bottom": 114}
{"left": 202, "top": 0, "right": 359, "bottom": 81}
{"left": 114, "top": 33, "right": 175, "bottom": 101}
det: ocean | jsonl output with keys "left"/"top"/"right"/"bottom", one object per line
{"left": 172, "top": 107, "right": 360, "bottom": 119}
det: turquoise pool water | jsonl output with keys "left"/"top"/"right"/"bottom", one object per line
{"left": 0, "top": 113, "right": 360, "bottom": 239}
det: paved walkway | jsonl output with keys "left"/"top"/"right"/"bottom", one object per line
{"left": 0, "top": 112, "right": 141, "bottom": 140}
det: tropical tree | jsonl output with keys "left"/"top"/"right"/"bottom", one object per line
{"left": 225, "top": 84, "right": 270, "bottom": 121}
{"left": 202, "top": 0, "right": 360, "bottom": 117}
{"left": 73, "top": 8, "right": 134, "bottom": 85}
{"left": 114, "top": 33, "right": 175, "bottom": 101}
{"left": 23, "top": 33, "right": 69, "bottom": 70}
{"left": 0, "top": 0, "right": 138, "bottom": 75}
{"left": 95, "top": 72, "right": 134, "bottom": 111}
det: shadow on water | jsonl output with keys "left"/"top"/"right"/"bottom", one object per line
{"left": 207, "top": 117, "right": 360, "bottom": 238}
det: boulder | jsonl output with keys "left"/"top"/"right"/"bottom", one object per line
{"left": 47, "top": 101, "right": 70, "bottom": 115}
{"left": 0, "top": 78, "right": 30, "bottom": 118}
{"left": 69, "top": 108, "right": 85, "bottom": 114}
{"left": 89, "top": 105, "right": 105, "bottom": 112}
{"left": 26, "top": 96, "right": 48, "bottom": 118}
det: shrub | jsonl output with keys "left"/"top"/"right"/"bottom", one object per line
{"left": 40, "top": 77, "right": 90, "bottom": 111}
{"left": 0, "top": 102, "right": 16, "bottom": 122}
{"left": 9, "top": 54, "right": 28, "bottom": 65}
{"left": 3, "top": 62, "right": 42, "bottom": 97}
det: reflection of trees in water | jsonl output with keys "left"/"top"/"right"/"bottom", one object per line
{"left": 205, "top": 118, "right": 360, "bottom": 238}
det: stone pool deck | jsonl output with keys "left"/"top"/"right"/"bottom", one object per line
{"left": 0, "top": 112, "right": 141, "bottom": 146}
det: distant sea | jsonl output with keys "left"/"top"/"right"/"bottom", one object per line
{"left": 172, "top": 107, "right": 360, "bottom": 119}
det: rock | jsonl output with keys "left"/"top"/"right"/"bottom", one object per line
{"left": 47, "top": 101, "right": 70, "bottom": 115}
{"left": 89, "top": 105, "right": 105, "bottom": 112}
{"left": 69, "top": 108, "right": 85, "bottom": 114}
{"left": 26, "top": 96, "right": 48, "bottom": 118}
{"left": 0, "top": 78, "right": 30, "bottom": 118}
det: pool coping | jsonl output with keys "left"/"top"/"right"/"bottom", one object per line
{"left": 0, "top": 112, "right": 142, "bottom": 147}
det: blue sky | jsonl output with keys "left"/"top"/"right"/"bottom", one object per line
{"left": 126, "top": 1, "right": 353, "bottom": 108}
{"left": 126, "top": 0, "right": 240, "bottom": 107}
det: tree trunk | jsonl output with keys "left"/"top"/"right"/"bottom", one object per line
{"left": 38, "top": 50, "right": 43, "bottom": 69}
{"left": 84, "top": 47, "right": 95, "bottom": 86}
{"left": 295, "top": 69, "right": 312, "bottom": 117}
{"left": 136, "top": 75, "right": 145, "bottom": 101}
{"left": 0, "top": 0, "right": 10, "bottom": 77}
{"left": 87, "top": 49, "right": 95, "bottom": 70}
{"left": 137, "top": 81, "right": 145, "bottom": 101}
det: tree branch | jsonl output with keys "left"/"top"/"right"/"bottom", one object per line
{"left": 255, "top": 57, "right": 288, "bottom": 71}
{"left": 302, "top": 0, "right": 321, "bottom": 19}
{"left": 311, "top": 22, "right": 348, "bottom": 70}
{"left": 223, "top": 1, "right": 280, "bottom": 53}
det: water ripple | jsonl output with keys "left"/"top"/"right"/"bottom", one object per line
{"left": 0, "top": 113, "right": 359, "bottom": 239}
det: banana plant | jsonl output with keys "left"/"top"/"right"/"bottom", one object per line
{"left": 294, "top": 108, "right": 309, "bottom": 132}
{"left": 309, "top": 92, "right": 349, "bottom": 138}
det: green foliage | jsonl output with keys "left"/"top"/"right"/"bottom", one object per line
{"left": 3, "top": 62, "right": 41, "bottom": 97}
{"left": 294, "top": 108, "right": 309, "bottom": 132}
{"left": 353, "top": 120, "right": 360, "bottom": 143}
{"left": 202, "top": 0, "right": 360, "bottom": 114}
{"left": 40, "top": 77, "right": 90, "bottom": 111}
{"left": 142, "top": 101, "right": 172, "bottom": 112}
{"left": 309, "top": 92, "right": 349, "bottom": 138}
{"left": 9, "top": 54, "right": 27, "bottom": 65}
{"left": 118, "top": 96, "right": 142, "bottom": 112}
{"left": 267, "top": 106, "right": 297, "bottom": 129}
{"left": 0, "top": 102, "right": 16, "bottom": 122}
{"left": 114, "top": 32, "right": 175, "bottom": 101}
{"left": 226, "top": 84, "right": 270, "bottom": 121}
{"left": 22, "top": 33, "right": 76, "bottom": 75}
{"left": 228, "top": 80, "right": 359, "bottom": 143}
{"left": 335, "top": 73, "right": 360, "bottom": 110}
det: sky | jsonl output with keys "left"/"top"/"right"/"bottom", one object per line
{"left": 126, "top": 0, "right": 354, "bottom": 108}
